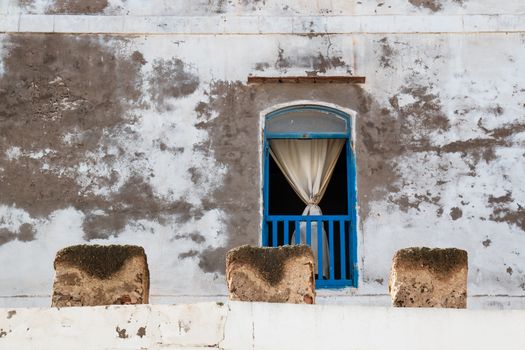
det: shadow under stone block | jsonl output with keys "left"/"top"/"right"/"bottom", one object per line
{"left": 389, "top": 247, "right": 468, "bottom": 308}
{"left": 226, "top": 245, "right": 315, "bottom": 304}
{"left": 51, "top": 244, "right": 149, "bottom": 307}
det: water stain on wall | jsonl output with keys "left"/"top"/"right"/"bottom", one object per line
{"left": 378, "top": 37, "right": 395, "bottom": 68}
{"left": 272, "top": 46, "right": 352, "bottom": 76}
{"left": 47, "top": 0, "right": 109, "bottom": 14}
{"left": 0, "top": 34, "right": 202, "bottom": 241}
{"left": 20, "top": 0, "right": 109, "bottom": 14}
{"left": 408, "top": 0, "right": 443, "bottom": 12}
{"left": 0, "top": 223, "right": 35, "bottom": 245}
{"left": 147, "top": 58, "right": 199, "bottom": 112}
{"left": 192, "top": 77, "right": 423, "bottom": 272}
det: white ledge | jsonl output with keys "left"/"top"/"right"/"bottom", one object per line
{"left": 1, "top": 302, "right": 525, "bottom": 349}
{"left": 1, "top": 14, "right": 525, "bottom": 34}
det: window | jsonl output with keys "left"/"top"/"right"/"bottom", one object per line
{"left": 262, "top": 104, "right": 358, "bottom": 288}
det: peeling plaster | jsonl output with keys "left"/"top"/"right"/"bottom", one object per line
{"left": 0, "top": 31, "right": 525, "bottom": 304}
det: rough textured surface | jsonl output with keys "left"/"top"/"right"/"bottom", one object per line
{"left": 389, "top": 247, "right": 468, "bottom": 308}
{"left": 12, "top": 0, "right": 525, "bottom": 16}
{"left": 3, "top": 303, "right": 525, "bottom": 350}
{"left": 52, "top": 245, "right": 149, "bottom": 307}
{"left": 226, "top": 245, "right": 315, "bottom": 304}
{"left": 0, "top": 5, "right": 525, "bottom": 308}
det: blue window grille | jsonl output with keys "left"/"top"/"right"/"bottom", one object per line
{"left": 262, "top": 105, "right": 358, "bottom": 289}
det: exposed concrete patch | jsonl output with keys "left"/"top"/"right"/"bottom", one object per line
{"left": 450, "top": 207, "right": 463, "bottom": 220}
{"left": 378, "top": 37, "right": 395, "bottom": 68}
{"left": 0, "top": 223, "right": 36, "bottom": 245}
{"left": 273, "top": 46, "right": 352, "bottom": 76}
{"left": 0, "top": 34, "right": 215, "bottom": 243}
{"left": 46, "top": 0, "right": 109, "bottom": 14}
{"left": 131, "top": 51, "right": 147, "bottom": 66}
{"left": 179, "top": 250, "right": 199, "bottom": 259}
{"left": 147, "top": 58, "right": 199, "bottom": 112}
{"left": 19, "top": 0, "right": 109, "bottom": 14}
{"left": 408, "top": 0, "right": 443, "bottom": 12}
{"left": 0, "top": 228, "right": 17, "bottom": 246}
{"left": 389, "top": 85, "right": 450, "bottom": 139}
{"left": 137, "top": 326, "right": 146, "bottom": 338}
{"left": 116, "top": 326, "right": 128, "bottom": 339}
{"left": 17, "top": 223, "right": 36, "bottom": 242}
{"left": 0, "top": 34, "right": 143, "bottom": 219}
{"left": 487, "top": 191, "right": 525, "bottom": 231}
{"left": 80, "top": 176, "right": 199, "bottom": 240}
{"left": 490, "top": 206, "right": 525, "bottom": 232}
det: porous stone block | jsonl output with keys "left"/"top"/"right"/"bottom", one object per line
{"left": 226, "top": 245, "right": 315, "bottom": 304}
{"left": 389, "top": 247, "right": 468, "bottom": 308}
{"left": 52, "top": 245, "right": 149, "bottom": 307}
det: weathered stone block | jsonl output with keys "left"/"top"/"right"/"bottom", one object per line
{"left": 226, "top": 245, "right": 315, "bottom": 304}
{"left": 389, "top": 247, "right": 468, "bottom": 308}
{"left": 52, "top": 245, "right": 149, "bottom": 307}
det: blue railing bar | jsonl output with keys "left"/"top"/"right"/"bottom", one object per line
{"left": 306, "top": 221, "right": 311, "bottom": 246}
{"left": 266, "top": 132, "right": 349, "bottom": 139}
{"left": 316, "top": 279, "right": 353, "bottom": 288}
{"left": 266, "top": 215, "right": 350, "bottom": 221}
{"left": 317, "top": 220, "right": 323, "bottom": 280}
{"left": 328, "top": 220, "right": 335, "bottom": 280}
{"left": 272, "top": 220, "right": 278, "bottom": 247}
{"left": 349, "top": 220, "right": 355, "bottom": 282}
{"left": 295, "top": 220, "right": 300, "bottom": 244}
{"left": 283, "top": 220, "right": 289, "bottom": 245}
{"left": 340, "top": 220, "right": 346, "bottom": 279}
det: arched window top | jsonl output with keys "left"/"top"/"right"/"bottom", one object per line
{"left": 265, "top": 105, "right": 350, "bottom": 138}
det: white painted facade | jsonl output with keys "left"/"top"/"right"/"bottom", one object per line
{"left": 0, "top": 0, "right": 524, "bottom": 309}
{"left": 1, "top": 302, "right": 525, "bottom": 349}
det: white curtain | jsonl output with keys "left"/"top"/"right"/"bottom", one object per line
{"left": 269, "top": 139, "right": 345, "bottom": 277}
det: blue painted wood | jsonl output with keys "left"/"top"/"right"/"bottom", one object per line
{"left": 328, "top": 220, "right": 335, "bottom": 280}
{"left": 262, "top": 104, "right": 358, "bottom": 289}
{"left": 340, "top": 220, "right": 346, "bottom": 280}
{"left": 317, "top": 219, "right": 323, "bottom": 280}
{"left": 263, "top": 215, "right": 352, "bottom": 288}
{"left": 283, "top": 220, "right": 289, "bottom": 245}
{"left": 263, "top": 143, "right": 270, "bottom": 246}
{"left": 272, "top": 220, "right": 278, "bottom": 247}
{"left": 265, "top": 132, "right": 348, "bottom": 139}
{"left": 346, "top": 131, "right": 359, "bottom": 287}
{"left": 316, "top": 279, "right": 353, "bottom": 288}
{"left": 266, "top": 215, "right": 349, "bottom": 221}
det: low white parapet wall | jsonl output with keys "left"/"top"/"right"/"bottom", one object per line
{"left": 1, "top": 302, "right": 524, "bottom": 350}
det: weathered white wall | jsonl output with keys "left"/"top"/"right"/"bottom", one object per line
{"left": 0, "top": 0, "right": 524, "bottom": 308}
{"left": 2, "top": 0, "right": 525, "bottom": 16}
{"left": 1, "top": 302, "right": 524, "bottom": 349}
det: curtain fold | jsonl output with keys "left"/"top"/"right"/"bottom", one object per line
{"left": 269, "top": 139, "right": 345, "bottom": 277}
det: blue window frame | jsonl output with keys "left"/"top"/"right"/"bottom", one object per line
{"left": 262, "top": 104, "right": 358, "bottom": 289}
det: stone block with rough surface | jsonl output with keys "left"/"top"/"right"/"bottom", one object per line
{"left": 52, "top": 245, "right": 149, "bottom": 307}
{"left": 226, "top": 245, "right": 315, "bottom": 304}
{"left": 389, "top": 247, "right": 468, "bottom": 308}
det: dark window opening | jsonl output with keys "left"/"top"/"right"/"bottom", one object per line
{"left": 267, "top": 141, "right": 351, "bottom": 280}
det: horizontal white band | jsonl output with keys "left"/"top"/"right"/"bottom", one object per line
{"left": 1, "top": 14, "right": 524, "bottom": 34}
